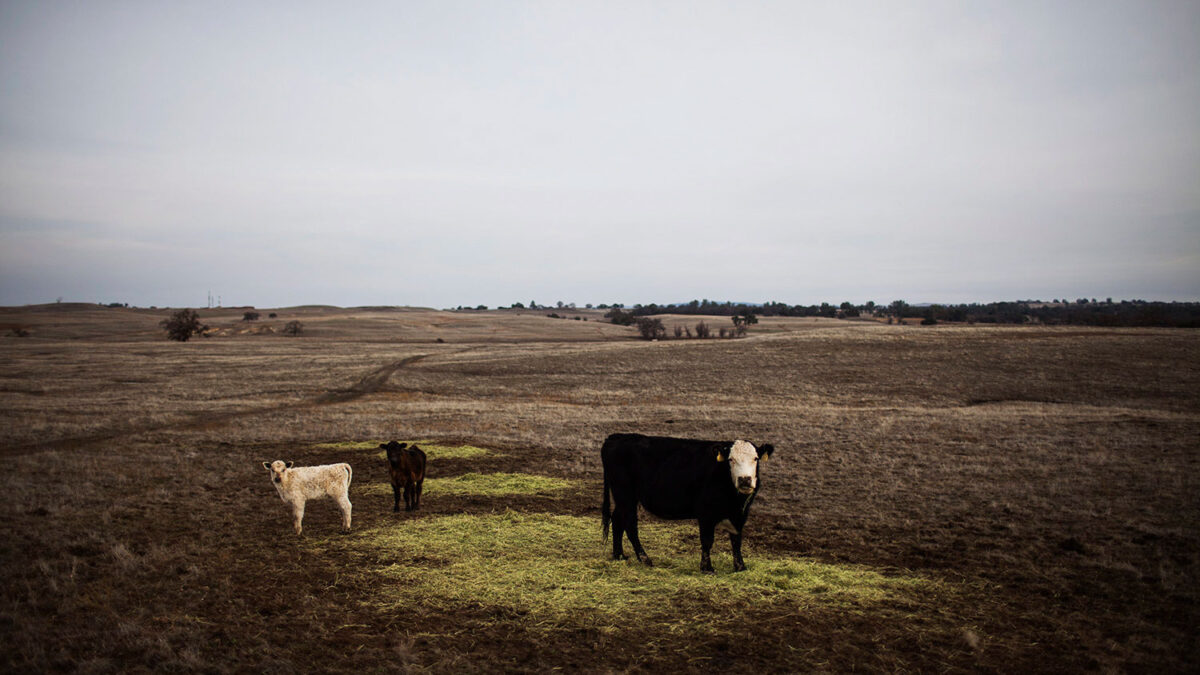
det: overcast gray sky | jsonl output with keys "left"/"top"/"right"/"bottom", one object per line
{"left": 2, "top": 1, "right": 1197, "bottom": 309}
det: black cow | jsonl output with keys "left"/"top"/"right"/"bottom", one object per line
{"left": 601, "top": 433, "right": 775, "bottom": 573}
{"left": 380, "top": 441, "right": 427, "bottom": 512}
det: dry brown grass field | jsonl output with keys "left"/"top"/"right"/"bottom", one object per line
{"left": 1, "top": 304, "right": 1197, "bottom": 672}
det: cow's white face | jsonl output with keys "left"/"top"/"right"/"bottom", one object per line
{"left": 727, "top": 440, "right": 760, "bottom": 495}
{"left": 262, "top": 460, "right": 294, "bottom": 486}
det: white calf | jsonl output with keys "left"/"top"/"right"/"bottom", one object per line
{"left": 262, "top": 460, "right": 353, "bottom": 535}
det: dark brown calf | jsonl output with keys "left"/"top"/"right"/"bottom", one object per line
{"left": 380, "top": 441, "right": 427, "bottom": 512}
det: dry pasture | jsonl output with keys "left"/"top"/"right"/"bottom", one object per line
{"left": 1, "top": 304, "right": 1197, "bottom": 672}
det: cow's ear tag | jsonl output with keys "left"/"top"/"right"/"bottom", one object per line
{"left": 716, "top": 452, "right": 725, "bottom": 462}
{"left": 759, "top": 453, "right": 769, "bottom": 463}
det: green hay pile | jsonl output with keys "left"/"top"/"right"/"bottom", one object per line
{"left": 310, "top": 440, "right": 383, "bottom": 450}
{"left": 350, "top": 512, "right": 943, "bottom": 635}
{"left": 359, "top": 472, "right": 575, "bottom": 498}
{"left": 311, "top": 440, "right": 492, "bottom": 461}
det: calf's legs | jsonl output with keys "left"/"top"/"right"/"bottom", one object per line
{"left": 291, "top": 501, "right": 305, "bottom": 535}
{"left": 336, "top": 493, "right": 352, "bottom": 532}
{"left": 393, "top": 478, "right": 422, "bottom": 513}
{"left": 283, "top": 494, "right": 351, "bottom": 535}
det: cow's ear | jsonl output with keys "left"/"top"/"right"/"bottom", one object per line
{"left": 262, "top": 461, "right": 271, "bottom": 471}
{"left": 378, "top": 443, "right": 388, "bottom": 450}
{"left": 758, "top": 444, "right": 775, "bottom": 461}
{"left": 397, "top": 442, "right": 408, "bottom": 450}
{"left": 285, "top": 461, "right": 294, "bottom": 469}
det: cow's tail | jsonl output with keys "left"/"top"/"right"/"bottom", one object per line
{"left": 344, "top": 463, "right": 353, "bottom": 487}
{"left": 601, "top": 464, "right": 611, "bottom": 543}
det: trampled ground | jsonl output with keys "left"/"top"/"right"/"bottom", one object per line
{"left": 1, "top": 305, "right": 1197, "bottom": 672}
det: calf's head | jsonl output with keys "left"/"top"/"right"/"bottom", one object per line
{"left": 262, "top": 460, "right": 294, "bottom": 484}
{"left": 717, "top": 440, "right": 774, "bottom": 495}
{"left": 380, "top": 441, "right": 408, "bottom": 468}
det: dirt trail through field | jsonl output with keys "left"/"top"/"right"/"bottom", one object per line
{"left": 1, "top": 354, "right": 433, "bottom": 456}
{"left": 315, "top": 354, "right": 428, "bottom": 403}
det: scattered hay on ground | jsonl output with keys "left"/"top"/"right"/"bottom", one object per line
{"left": 311, "top": 440, "right": 494, "bottom": 462}
{"left": 334, "top": 511, "right": 956, "bottom": 640}
{"left": 359, "top": 472, "right": 573, "bottom": 498}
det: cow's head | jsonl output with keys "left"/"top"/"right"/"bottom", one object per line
{"left": 262, "top": 460, "right": 294, "bottom": 484}
{"left": 380, "top": 441, "right": 408, "bottom": 467}
{"left": 716, "top": 441, "right": 774, "bottom": 495}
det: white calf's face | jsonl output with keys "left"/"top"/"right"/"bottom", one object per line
{"left": 263, "top": 460, "right": 292, "bottom": 485}
{"left": 727, "top": 440, "right": 759, "bottom": 495}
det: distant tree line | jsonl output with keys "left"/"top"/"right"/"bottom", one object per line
{"left": 605, "top": 309, "right": 758, "bottom": 340}
{"left": 614, "top": 299, "right": 872, "bottom": 319}
{"left": 604, "top": 299, "right": 1200, "bottom": 328}
{"left": 893, "top": 300, "right": 1200, "bottom": 327}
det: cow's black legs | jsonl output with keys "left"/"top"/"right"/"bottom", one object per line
{"left": 403, "top": 482, "right": 414, "bottom": 511}
{"left": 730, "top": 533, "right": 746, "bottom": 572}
{"left": 625, "top": 513, "right": 652, "bottom": 566}
{"left": 391, "top": 483, "right": 402, "bottom": 513}
{"left": 610, "top": 505, "right": 627, "bottom": 560}
{"left": 699, "top": 521, "right": 716, "bottom": 573}
{"left": 610, "top": 501, "right": 651, "bottom": 565}
{"left": 413, "top": 479, "right": 423, "bottom": 511}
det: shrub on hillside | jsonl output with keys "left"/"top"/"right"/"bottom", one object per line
{"left": 161, "top": 309, "right": 205, "bottom": 342}
{"left": 731, "top": 312, "right": 758, "bottom": 336}
{"left": 636, "top": 317, "right": 666, "bottom": 340}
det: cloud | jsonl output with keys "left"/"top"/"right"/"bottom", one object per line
{"left": 2, "top": 1, "right": 1198, "bottom": 307}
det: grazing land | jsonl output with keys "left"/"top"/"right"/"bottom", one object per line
{"left": 1, "top": 304, "right": 1197, "bottom": 672}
